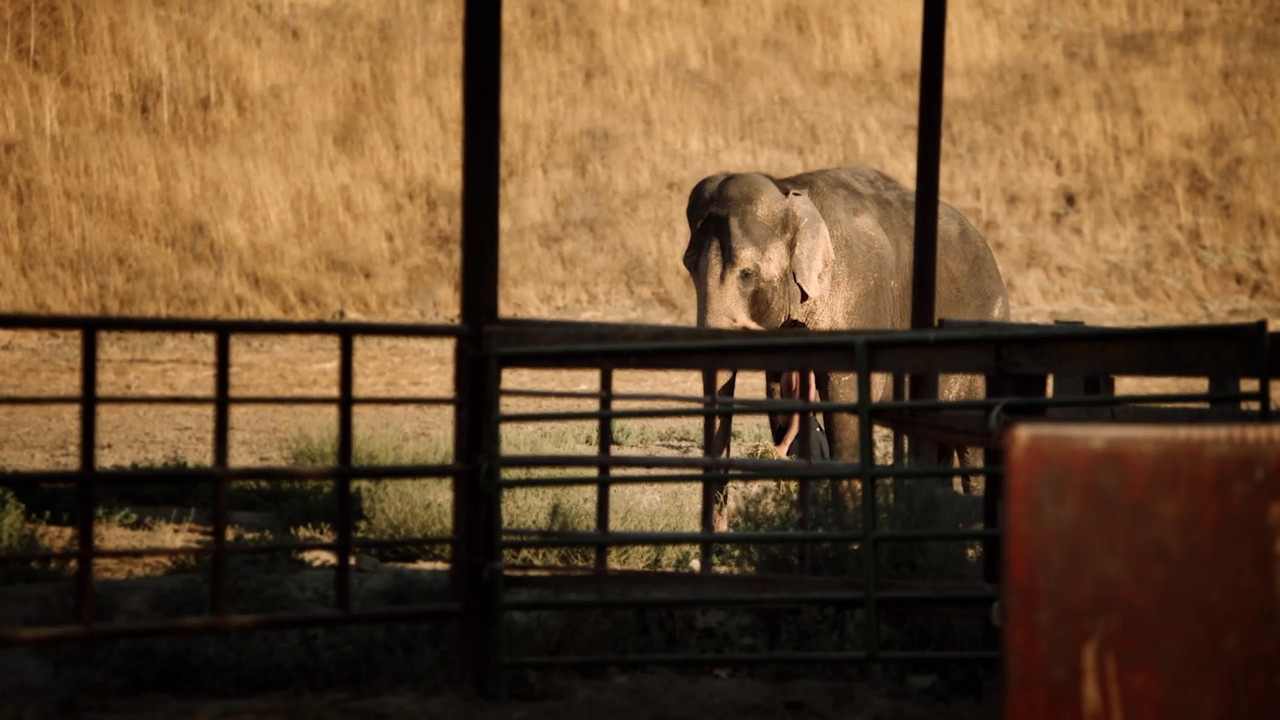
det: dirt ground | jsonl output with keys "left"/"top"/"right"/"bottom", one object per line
{"left": 0, "top": 329, "right": 773, "bottom": 472}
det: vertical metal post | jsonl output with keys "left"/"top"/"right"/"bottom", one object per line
{"left": 699, "top": 369, "right": 717, "bottom": 575}
{"left": 903, "top": 0, "right": 947, "bottom": 563}
{"left": 455, "top": 0, "right": 502, "bottom": 698}
{"left": 908, "top": 0, "right": 948, "bottom": 417}
{"left": 75, "top": 328, "right": 98, "bottom": 627}
{"left": 1258, "top": 321, "right": 1271, "bottom": 422}
{"left": 211, "top": 330, "right": 231, "bottom": 617}
{"left": 856, "top": 340, "right": 878, "bottom": 660}
{"left": 982, "top": 375, "right": 1005, "bottom": 592}
{"left": 1208, "top": 374, "right": 1241, "bottom": 416}
{"left": 482, "top": 352, "right": 506, "bottom": 698}
{"left": 335, "top": 332, "right": 355, "bottom": 613}
{"left": 909, "top": 0, "right": 948, "bottom": 335}
{"left": 595, "top": 367, "right": 613, "bottom": 573}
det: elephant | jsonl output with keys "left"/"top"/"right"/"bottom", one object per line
{"left": 682, "top": 167, "right": 1010, "bottom": 530}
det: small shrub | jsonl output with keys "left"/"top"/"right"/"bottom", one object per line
{"left": 0, "top": 486, "right": 27, "bottom": 551}
{"left": 95, "top": 505, "right": 139, "bottom": 527}
{"left": 9, "top": 457, "right": 208, "bottom": 527}
{"left": 356, "top": 478, "right": 452, "bottom": 562}
{"left": 287, "top": 426, "right": 452, "bottom": 468}
{"left": 721, "top": 478, "right": 869, "bottom": 577}
{"left": 0, "top": 486, "right": 62, "bottom": 582}
{"left": 234, "top": 479, "right": 346, "bottom": 530}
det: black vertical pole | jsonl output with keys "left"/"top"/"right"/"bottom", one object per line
{"left": 335, "top": 332, "right": 355, "bottom": 613}
{"left": 211, "top": 330, "right": 231, "bottom": 617}
{"left": 699, "top": 369, "right": 717, "bottom": 575}
{"left": 75, "top": 328, "right": 98, "bottom": 627}
{"left": 907, "top": 0, "right": 947, "bottom": 498}
{"left": 595, "top": 367, "right": 613, "bottom": 573}
{"left": 909, "top": 0, "right": 947, "bottom": 339}
{"left": 455, "top": 0, "right": 502, "bottom": 699}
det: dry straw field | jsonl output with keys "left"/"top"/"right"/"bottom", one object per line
{"left": 1, "top": 0, "right": 1276, "bottom": 327}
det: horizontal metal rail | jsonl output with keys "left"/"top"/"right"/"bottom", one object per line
{"left": 0, "top": 535, "right": 457, "bottom": 564}
{"left": 0, "top": 464, "right": 462, "bottom": 486}
{"left": 501, "top": 388, "right": 711, "bottom": 404}
{"left": 498, "top": 390, "right": 1263, "bottom": 424}
{"left": 498, "top": 465, "right": 996, "bottom": 489}
{"left": 500, "top": 528, "right": 997, "bottom": 550}
{"left": 495, "top": 316, "right": 1280, "bottom": 374}
{"left": 0, "top": 604, "right": 463, "bottom": 647}
{"left": 503, "top": 650, "right": 1001, "bottom": 669}
{"left": 0, "top": 395, "right": 457, "bottom": 406}
{"left": 0, "top": 313, "right": 465, "bottom": 337}
{"left": 501, "top": 590, "right": 997, "bottom": 611}
{"left": 491, "top": 321, "right": 1276, "bottom": 378}
{"left": 500, "top": 467, "right": 996, "bottom": 490}
{"left": 489, "top": 319, "right": 1267, "bottom": 356}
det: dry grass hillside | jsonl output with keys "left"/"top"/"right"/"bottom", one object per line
{"left": 1, "top": 0, "right": 1276, "bottom": 326}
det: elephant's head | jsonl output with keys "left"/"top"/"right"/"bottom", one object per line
{"left": 682, "top": 173, "right": 834, "bottom": 330}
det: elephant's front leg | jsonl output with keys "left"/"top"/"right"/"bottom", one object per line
{"left": 824, "top": 371, "right": 889, "bottom": 525}
{"left": 765, "top": 370, "right": 785, "bottom": 447}
{"left": 706, "top": 369, "right": 737, "bottom": 532}
{"left": 823, "top": 372, "right": 862, "bottom": 522}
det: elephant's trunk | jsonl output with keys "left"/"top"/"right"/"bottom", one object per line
{"left": 702, "top": 367, "right": 737, "bottom": 534}
{"left": 709, "top": 368, "right": 737, "bottom": 457}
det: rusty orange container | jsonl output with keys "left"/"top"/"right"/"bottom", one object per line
{"left": 1003, "top": 424, "right": 1280, "bottom": 720}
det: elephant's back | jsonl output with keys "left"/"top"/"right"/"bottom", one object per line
{"left": 780, "top": 167, "right": 1009, "bottom": 324}
{"left": 774, "top": 167, "right": 916, "bottom": 221}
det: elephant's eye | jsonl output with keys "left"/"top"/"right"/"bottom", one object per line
{"left": 738, "top": 267, "right": 757, "bottom": 283}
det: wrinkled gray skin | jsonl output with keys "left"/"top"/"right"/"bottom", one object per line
{"left": 682, "top": 167, "right": 1010, "bottom": 529}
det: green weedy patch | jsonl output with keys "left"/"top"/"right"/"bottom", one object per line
{"left": 285, "top": 424, "right": 705, "bottom": 569}
{"left": 0, "top": 485, "right": 27, "bottom": 551}
{"left": 0, "top": 485, "right": 64, "bottom": 582}
{"left": 6, "top": 457, "right": 205, "bottom": 528}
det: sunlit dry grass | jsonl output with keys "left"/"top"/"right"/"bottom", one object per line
{"left": 1, "top": 0, "right": 1275, "bottom": 326}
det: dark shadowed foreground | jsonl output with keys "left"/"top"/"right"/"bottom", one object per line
{"left": 1, "top": 673, "right": 995, "bottom": 720}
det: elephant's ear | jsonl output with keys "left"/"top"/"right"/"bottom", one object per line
{"left": 684, "top": 174, "right": 728, "bottom": 273}
{"left": 787, "top": 190, "right": 834, "bottom": 302}
{"left": 686, "top": 174, "right": 728, "bottom": 230}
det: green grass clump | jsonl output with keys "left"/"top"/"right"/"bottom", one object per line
{"left": 7, "top": 457, "right": 206, "bottom": 527}
{"left": 0, "top": 485, "right": 63, "bottom": 582}
{"left": 0, "top": 486, "right": 27, "bottom": 551}
{"left": 282, "top": 424, "right": 702, "bottom": 569}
